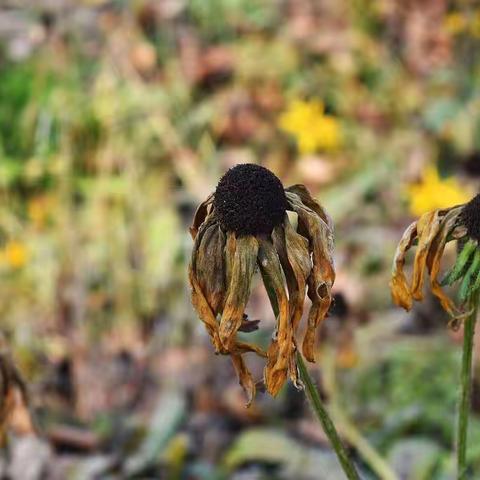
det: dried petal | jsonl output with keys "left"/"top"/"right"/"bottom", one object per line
{"left": 258, "top": 238, "right": 291, "bottom": 396}
{"left": 194, "top": 224, "right": 226, "bottom": 314}
{"left": 219, "top": 236, "right": 259, "bottom": 351}
{"left": 426, "top": 207, "right": 464, "bottom": 315}
{"left": 411, "top": 211, "right": 443, "bottom": 300}
{"left": 390, "top": 221, "right": 417, "bottom": 311}
{"left": 231, "top": 354, "right": 256, "bottom": 407}
{"left": 272, "top": 217, "right": 311, "bottom": 385}
{"left": 286, "top": 185, "right": 333, "bottom": 230}
{"left": 287, "top": 192, "right": 335, "bottom": 362}
{"left": 189, "top": 194, "right": 213, "bottom": 239}
{"left": 188, "top": 266, "right": 222, "bottom": 351}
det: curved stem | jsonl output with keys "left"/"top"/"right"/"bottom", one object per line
{"left": 457, "top": 296, "right": 479, "bottom": 479}
{"left": 262, "top": 276, "right": 359, "bottom": 479}
{"left": 297, "top": 352, "right": 360, "bottom": 480}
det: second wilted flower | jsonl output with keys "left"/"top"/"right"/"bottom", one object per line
{"left": 188, "top": 164, "right": 335, "bottom": 404}
{"left": 391, "top": 194, "right": 480, "bottom": 324}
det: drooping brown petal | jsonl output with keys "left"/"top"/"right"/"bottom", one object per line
{"left": 231, "top": 354, "right": 256, "bottom": 407}
{"left": 190, "top": 214, "right": 217, "bottom": 269}
{"left": 426, "top": 207, "right": 464, "bottom": 316}
{"left": 411, "top": 211, "right": 443, "bottom": 301}
{"left": 234, "top": 342, "right": 267, "bottom": 357}
{"left": 286, "top": 184, "right": 333, "bottom": 230}
{"left": 272, "top": 217, "right": 311, "bottom": 386}
{"left": 258, "top": 238, "right": 292, "bottom": 396}
{"left": 188, "top": 265, "right": 222, "bottom": 352}
{"left": 224, "top": 231, "right": 236, "bottom": 286}
{"left": 286, "top": 192, "right": 335, "bottom": 362}
{"left": 189, "top": 194, "right": 214, "bottom": 239}
{"left": 390, "top": 221, "right": 418, "bottom": 311}
{"left": 194, "top": 223, "right": 227, "bottom": 315}
{"left": 219, "top": 236, "right": 259, "bottom": 351}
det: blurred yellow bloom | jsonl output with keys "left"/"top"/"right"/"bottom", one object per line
{"left": 279, "top": 100, "right": 342, "bottom": 154}
{"left": 444, "top": 12, "right": 468, "bottom": 35}
{"left": 444, "top": 10, "right": 480, "bottom": 38}
{"left": 0, "top": 241, "right": 29, "bottom": 269}
{"left": 407, "top": 166, "right": 471, "bottom": 217}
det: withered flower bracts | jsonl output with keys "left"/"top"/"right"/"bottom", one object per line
{"left": 390, "top": 194, "right": 480, "bottom": 325}
{"left": 188, "top": 164, "right": 335, "bottom": 404}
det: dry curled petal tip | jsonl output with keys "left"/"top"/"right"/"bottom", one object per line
{"left": 448, "top": 309, "right": 474, "bottom": 331}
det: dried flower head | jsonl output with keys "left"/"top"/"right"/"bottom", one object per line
{"left": 390, "top": 194, "right": 480, "bottom": 325}
{"left": 188, "top": 164, "right": 335, "bottom": 404}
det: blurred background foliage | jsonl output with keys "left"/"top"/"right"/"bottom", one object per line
{"left": 1, "top": 0, "right": 480, "bottom": 478}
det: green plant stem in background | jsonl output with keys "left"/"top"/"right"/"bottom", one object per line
{"left": 297, "top": 352, "right": 360, "bottom": 480}
{"left": 457, "top": 295, "right": 479, "bottom": 480}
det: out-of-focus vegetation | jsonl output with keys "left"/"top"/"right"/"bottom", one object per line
{"left": 1, "top": 0, "right": 480, "bottom": 478}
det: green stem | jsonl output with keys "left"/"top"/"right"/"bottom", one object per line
{"left": 297, "top": 352, "right": 360, "bottom": 480}
{"left": 261, "top": 273, "right": 359, "bottom": 479}
{"left": 457, "top": 295, "right": 479, "bottom": 480}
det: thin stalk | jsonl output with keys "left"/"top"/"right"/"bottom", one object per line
{"left": 297, "top": 352, "right": 360, "bottom": 480}
{"left": 457, "top": 295, "right": 479, "bottom": 480}
{"left": 261, "top": 273, "right": 359, "bottom": 479}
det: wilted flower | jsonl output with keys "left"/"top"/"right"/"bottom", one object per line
{"left": 188, "top": 164, "right": 335, "bottom": 404}
{"left": 390, "top": 194, "right": 480, "bottom": 324}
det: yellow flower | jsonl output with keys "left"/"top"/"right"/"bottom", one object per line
{"left": 0, "top": 241, "right": 29, "bottom": 269}
{"left": 407, "top": 166, "right": 471, "bottom": 217}
{"left": 444, "top": 12, "right": 467, "bottom": 35}
{"left": 278, "top": 100, "right": 342, "bottom": 154}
